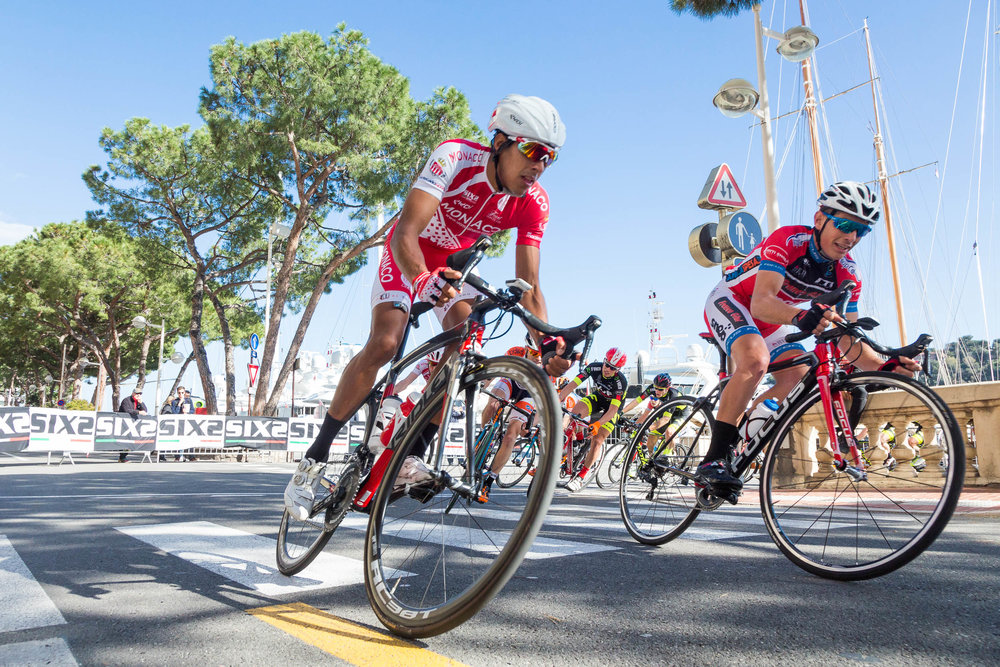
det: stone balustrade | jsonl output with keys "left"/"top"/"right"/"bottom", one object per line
{"left": 773, "top": 380, "right": 1000, "bottom": 487}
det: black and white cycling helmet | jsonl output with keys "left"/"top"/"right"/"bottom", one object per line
{"left": 817, "top": 181, "right": 880, "bottom": 224}
{"left": 488, "top": 94, "right": 566, "bottom": 150}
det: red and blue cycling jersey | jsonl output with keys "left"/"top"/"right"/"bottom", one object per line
{"left": 724, "top": 225, "right": 862, "bottom": 316}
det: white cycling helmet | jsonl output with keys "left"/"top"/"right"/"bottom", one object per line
{"left": 426, "top": 350, "right": 442, "bottom": 365}
{"left": 488, "top": 94, "right": 566, "bottom": 150}
{"left": 817, "top": 181, "right": 880, "bottom": 224}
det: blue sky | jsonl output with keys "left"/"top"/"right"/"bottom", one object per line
{"left": 1, "top": 1, "right": 996, "bottom": 403}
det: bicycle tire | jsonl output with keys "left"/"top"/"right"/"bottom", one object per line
{"left": 596, "top": 442, "right": 627, "bottom": 489}
{"left": 496, "top": 435, "right": 536, "bottom": 488}
{"left": 759, "top": 371, "right": 965, "bottom": 580}
{"left": 363, "top": 355, "right": 561, "bottom": 637}
{"left": 275, "top": 458, "right": 357, "bottom": 575}
{"left": 619, "top": 398, "right": 712, "bottom": 545}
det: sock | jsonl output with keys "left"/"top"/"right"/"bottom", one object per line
{"left": 305, "top": 413, "right": 346, "bottom": 462}
{"left": 702, "top": 420, "right": 739, "bottom": 465}
{"left": 408, "top": 422, "right": 439, "bottom": 459}
{"left": 578, "top": 465, "right": 590, "bottom": 478}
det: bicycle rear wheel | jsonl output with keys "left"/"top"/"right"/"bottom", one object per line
{"left": 275, "top": 457, "right": 357, "bottom": 575}
{"left": 760, "top": 371, "right": 965, "bottom": 580}
{"left": 619, "top": 398, "right": 712, "bottom": 545}
{"left": 363, "top": 355, "right": 560, "bottom": 637}
{"left": 496, "top": 435, "right": 536, "bottom": 488}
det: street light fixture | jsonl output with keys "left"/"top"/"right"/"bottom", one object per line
{"left": 132, "top": 315, "right": 167, "bottom": 412}
{"left": 712, "top": 5, "right": 819, "bottom": 233}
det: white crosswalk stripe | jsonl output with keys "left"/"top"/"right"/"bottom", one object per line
{"left": 0, "top": 535, "right": 67, "bottom": 633}
{"left": 0, "top": 535, "right": 78, "bottom": 665}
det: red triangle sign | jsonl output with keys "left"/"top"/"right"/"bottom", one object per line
{"left": 706, "top": 164, "right": 747, "bottom": 208}
{"left": 248, "top": 363, "right": 260, "bottom": 387}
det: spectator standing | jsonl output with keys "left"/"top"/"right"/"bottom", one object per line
{"left": 170, "top": 387, "right": 196, "bottom": 461}
{"left": 116, "top": 388, "right": 148, "bottom": 463}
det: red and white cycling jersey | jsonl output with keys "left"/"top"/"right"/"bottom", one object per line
{"left": 412, "top": 358, "right": 433, "bottom": 383}
{"left": 372, "top": 139, "right": 551, "bottom": 312}
{"left": 723, "top": 225, "right": 862, "bottom": 313}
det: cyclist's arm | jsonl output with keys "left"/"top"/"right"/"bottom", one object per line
{"left": 751, "top": 270, "right": 842, "bottom": 329}
{"left": 559, "top": 371, "right": 585, "bottom": 402}
{"left": 391, "top": 189, "right": 461, "bottom": 293}
{"left": 394, "top": 368, "right": 420, "bottom": 395}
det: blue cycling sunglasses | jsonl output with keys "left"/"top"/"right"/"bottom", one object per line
{"left": 821, "top": 209, "right": 873, "bottom": 238}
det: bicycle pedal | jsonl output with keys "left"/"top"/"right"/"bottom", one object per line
{"left": 405, "top": 482, "right": 439, "bottom": 504}
{"left": 722, "top": 491, "right": 741, "bottom": 505}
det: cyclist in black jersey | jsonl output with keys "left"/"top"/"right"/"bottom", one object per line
{"left": 557, "top": 347, "right": 629, "bottom": 492}
{"left": 618, "top": 372, "right": 687, "bottom": 457}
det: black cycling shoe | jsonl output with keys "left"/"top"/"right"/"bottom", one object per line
{"left": 694, "top": 459, "right": 744, "bottom": 493}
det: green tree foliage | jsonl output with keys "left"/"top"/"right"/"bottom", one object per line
{"left": 0, "top": 222, "right": 187, "bottom": 408}
{"left": 199, "top": 26, "right": 482, "bottom": 414}
{"left": 928, "top": 336, "right": 1000, "bottom": 385}
{"left": 669, "top": 0, "right": 758, "bottom": 19}
{"left": 84, "top": 121, "right": 271, "bottom": 414}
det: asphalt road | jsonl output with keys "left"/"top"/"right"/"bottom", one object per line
{"left": 1, "top": 455, "right": 997, "bottom": 666}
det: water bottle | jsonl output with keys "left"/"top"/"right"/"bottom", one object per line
{"left": 741, "top": 398, "right": 780, "bottom": 442}
{"left": 367, "top": 395, "right": 402, "bottom": 454}
{"left": 376, "top": 392, "right": 420, "bottom": 451}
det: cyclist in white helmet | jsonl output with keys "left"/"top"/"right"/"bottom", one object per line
{"left": 284, "top": 94, "right": 572, "bottom": 520}
{"left": 698, "top": 181, "right": 921, "bottom": 500}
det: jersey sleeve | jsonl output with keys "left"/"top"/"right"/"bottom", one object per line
{"left": 411, "top": 141, "right": 457, "bottom": 200}
{"left": 758, "top": 227, "right": 795, "bottom": 275}
{"left": 513, "top": 184, "right": 550, "bottom": 248}
{"left": 838, "top": 257, "right": 863, "bottom": 314}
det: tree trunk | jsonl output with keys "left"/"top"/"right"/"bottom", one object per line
{"left": 205, "top": 290, "right": 238, "bottom": 415}
{"left": 260, "top": 214, "right": 397, "bottom": 416}
{"left": 189, "top": 273, "right": 219, "bottom": 414}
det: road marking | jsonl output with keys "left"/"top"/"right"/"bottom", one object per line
{"left": 0, "top": 535, "right": 67, "bottom": 633}
{"left": 336, "top": 514, "right": 618, "bottom": 558}
{"left": 0, "top": 638, "right": 78, "bottom": 666}
{"left": 116, "top": 521, "right": 369, "bottom": 595}
{"left": 249, "top": 602, "right": 466, "bottom": 666}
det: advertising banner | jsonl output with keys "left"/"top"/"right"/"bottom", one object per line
{"left": 94, "top": 413, "right": 158, "bottom": 452}
{"left": 223, "top": 416, "right": 289, "bottom": 450}
{"left": 157, "top": 414, "right": 226, "bottom": 451}
{"left": 0, "top": 407, "right": 31, "bottom": 452}
{"left": 26, "top": 407, "right": 96, "bottom": 453}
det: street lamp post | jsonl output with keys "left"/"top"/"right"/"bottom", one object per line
{"left": 132, "top": 315, "right": 166, "bottom": 412}
{"left": 712, "top": 5, "right": 819, "bottom": 233}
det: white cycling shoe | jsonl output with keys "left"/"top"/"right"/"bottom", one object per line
{"left": 284, "top": 457, "right": 324, "bottom": 521}
{"left": 394, "top": 455, "right": 433, "bottom": 488}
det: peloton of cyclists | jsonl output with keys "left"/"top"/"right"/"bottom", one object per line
{"left": 557, "top": 347, "right": 630, "bottom": 492}
{"left": 284, "top": 94, "right": 572, "bottom": 521}
{"left": 698, "top": 181, "right": 921, "bottom": 502}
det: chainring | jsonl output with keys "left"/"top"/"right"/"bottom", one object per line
{"left": 317, "top": 459, "right": 361, "bottom": 531}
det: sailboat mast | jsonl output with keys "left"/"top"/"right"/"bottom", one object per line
{"left": 864, "top": 19, "right": 908, "bottom": 346}
{"left": 799, "top": 0, "right": 824, "bottom": 195}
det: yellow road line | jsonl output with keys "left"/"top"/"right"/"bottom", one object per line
{"left": 248, "top": 602, "right": 468, "bottom": 667}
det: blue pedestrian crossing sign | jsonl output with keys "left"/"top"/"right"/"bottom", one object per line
{"left": 718, "top": 211, "right": 762, "bottom": 257}
{"left": 249, "top": 333, "right": 259, "bottom": 350}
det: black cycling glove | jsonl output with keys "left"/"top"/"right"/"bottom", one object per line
{"left": 792, "top": 302, "right": 831, "bottom": 333}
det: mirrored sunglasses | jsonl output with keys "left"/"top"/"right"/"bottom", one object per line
{"left": 822, "top": 209, "right": 873, "bottom": 238}
{"left": 516, "top": 140, "right": 558, "bottom": 167}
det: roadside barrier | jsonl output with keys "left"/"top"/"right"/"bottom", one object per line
{"left": 0, "top": 407, "right": 470, "bottom": 462}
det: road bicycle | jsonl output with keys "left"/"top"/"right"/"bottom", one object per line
{"left": 556, "top": 409, "right": 601, "bottom": 489}
{"left": 470, "top": 391, "right": 538, "bottom": 490}
{"left": 595, "top": 417, "right": 641, "bottom": 489}
{"left": 274, "top": 237, "right": 601, "bottom": 637}
{"left": 619, "top": 281, "right": 965, "bottom": 580}
{"left": 595, "top": 411, "right": 689, "bottom": 490}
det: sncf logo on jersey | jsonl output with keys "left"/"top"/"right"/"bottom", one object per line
{"left": 429, "top": 157, "right": 448, "bottom": 177}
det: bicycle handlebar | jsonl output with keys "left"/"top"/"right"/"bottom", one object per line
{"left": 785, "top": 280, "right": 857, "bottom": 344}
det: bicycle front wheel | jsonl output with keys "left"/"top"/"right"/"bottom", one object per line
{"left": 596, "top": 442, "right": 627, "bottom": 489}
{"left": 363, "top": 355, "right": 561, "bottom": 637}
{"left": 619, "top": 398, "right": 712, "bottom": 545}
{"left": 760, "top": 371, "right": 965, "bottom": 580}
{"left": 496, "top": 436, "right": 536, "bottom": 488}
